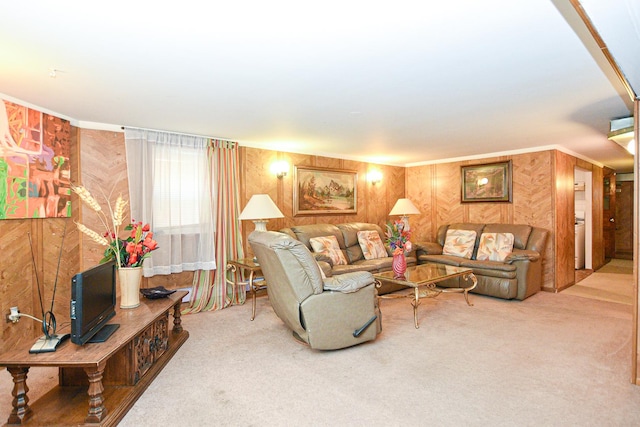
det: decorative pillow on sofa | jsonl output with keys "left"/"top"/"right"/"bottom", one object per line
{"left": 442, "top": 229, "right": 477, "bottom": 259}
{"left": 357, "top": 230, "right": 388, "bottom": 260}
{"left": 309, "top": 235, "right": 348, "bottom": 266}
{"left": 476, "top": 232, "right": 515, "bottom": 261}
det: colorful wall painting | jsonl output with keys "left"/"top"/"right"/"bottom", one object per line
{"left": 0, "top": 98, "right": 71, "bottom": 219}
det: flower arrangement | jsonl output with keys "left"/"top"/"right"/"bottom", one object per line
{"left": 385, "top": 220, "right": 412, "bottom": 256}
{"left": 72, "top": 185, "right": 158, "bottom": 268}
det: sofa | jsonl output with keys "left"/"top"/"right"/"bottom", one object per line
{"left": 279, "top": 222, "right": 416, "bottom": 295}
{"left": 415, "top": 223, "right": 549, "bottom": 300}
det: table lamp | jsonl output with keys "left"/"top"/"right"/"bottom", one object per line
{"left": 239, "top": 194, "right": 284, "bottom": 231}
{"left": 389, "top": 198, "right": 421, "bottom": 231}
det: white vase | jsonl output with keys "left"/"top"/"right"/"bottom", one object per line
{"left": 118, "top": 267, "right": 142, "bottom": 309}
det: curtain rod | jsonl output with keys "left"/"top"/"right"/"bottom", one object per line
{"left": 121, "top": 125, "right": 237, "bottom": 143}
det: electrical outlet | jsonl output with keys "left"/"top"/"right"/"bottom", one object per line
{"left": 7, "top": 307, "right": 19, "bottom": 323}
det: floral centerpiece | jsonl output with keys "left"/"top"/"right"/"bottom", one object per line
{"left": 72, "top": 185, "right": 158, "bottom": 268}
{"left": 385, "top": 220, "right": 412, "bottom": 256}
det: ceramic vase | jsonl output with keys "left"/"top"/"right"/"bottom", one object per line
{"left": 392, "top": 253, "right": 407, "bottom": 279}
{"left": 118, "top": 266, "right": 142, "bottom": 309}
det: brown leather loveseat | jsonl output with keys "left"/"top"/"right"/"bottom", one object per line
{"left": 415, "top": 223, "right": 549, "bottom": 300}
{"left": 280, "top": 222, "right": 416, "bottom": 294}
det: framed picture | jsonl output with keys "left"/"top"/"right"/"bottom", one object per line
{"left": 294, "top": 166, "right": 357, "bottom": 215}
{"left": 461, "top": 160, "right": 512, "bottom": 203}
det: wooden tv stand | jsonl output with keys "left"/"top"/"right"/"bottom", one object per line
{"left": 0, "top": 291, "right": 188, "bottom": 426}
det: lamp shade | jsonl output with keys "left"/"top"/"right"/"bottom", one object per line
{"left": 389, "top": 198, "right": 420, "bottom": 216}
{"left": 239, "top": 194, "right": 284, "bottom": 223}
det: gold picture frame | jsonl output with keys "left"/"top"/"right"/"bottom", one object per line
{"left": 293, "top": 166, "right": 357, "bottom": 215}
{"left": 461, "top": 160, "right": 512, "bottom": 203}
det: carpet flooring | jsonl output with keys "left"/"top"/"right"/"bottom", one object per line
{"left": 2, "top": 276, "right": 640, "bottom": 426}
{"left": 564, "top": 259, "right": 634, "bottom": 305}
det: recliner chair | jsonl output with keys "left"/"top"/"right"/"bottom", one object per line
{"left": 248, "top": 230, "right": 381, "bottom": 350}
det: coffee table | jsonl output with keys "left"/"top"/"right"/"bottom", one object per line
{"left": 373, "top": 263, "right": 477, "bottom": 328}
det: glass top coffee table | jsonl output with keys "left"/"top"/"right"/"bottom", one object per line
{"left": 373, "top": 263, "right": 477, "bottom": 328}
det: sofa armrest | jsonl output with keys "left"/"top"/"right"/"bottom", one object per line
{"left": 505, "top": 249, "right": 540, "bottom": 263}
{"left": 323, "top": 271, "right": 374, "bottom": 293}
{"left": 415, "top": 241, "right": 443, "bottom": 256}
{"left": 314, "top": 253, "right": 334, "bottom": 266}
{"left": 317, "top": 260, "right": 333, "bottom": 277}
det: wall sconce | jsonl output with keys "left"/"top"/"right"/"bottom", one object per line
{"left": 368, "top": 170, "right": 383, "bottom": 185}
{"left": 271, "top": 161, "right": 289, "bottom": 179}
{"left": 608, "top": 117, "right": 635, "bottom": 155}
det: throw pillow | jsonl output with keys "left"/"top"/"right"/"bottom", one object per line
{"left": 357, "top": 230, "right": 388, "bottom": 260}
{"left": 309, "top": 235, "right": 348, "bottom": 266}
{"left": 442, "top": 229, "right": 477, "bottom": 259}
{"left": 476, "top": 232, "right": 515, "bottom": 261}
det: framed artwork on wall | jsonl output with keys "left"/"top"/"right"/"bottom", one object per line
{"left": 1, "top": 98, "right": 72, "bottom": 219}
{"left": 293, "top": 166, "right": 357, "bottom": 215}
{"left": 461, "top": 160, "right": 512, "bottom": 203}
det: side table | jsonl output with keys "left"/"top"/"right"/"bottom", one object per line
{"left": 226, "top": 258, "right": 266, "bottom": 320}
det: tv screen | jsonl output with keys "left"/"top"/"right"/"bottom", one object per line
{"left": 70, "top": 260, "right": 119, "bottom": 345}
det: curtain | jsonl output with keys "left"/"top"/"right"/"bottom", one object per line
{"left": 124, "top": 128, "right": 216, "bottom": 277}
{"left": 182, "top": 139, "right": 245, "bottom": 313}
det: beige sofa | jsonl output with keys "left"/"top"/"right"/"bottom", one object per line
{"left": 415, "top": 223, "right": 549, "bottom": 300}
{"left": 280, "top": 222, "right": 416, "bottom": 294}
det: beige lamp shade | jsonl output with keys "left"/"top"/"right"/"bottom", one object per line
{"left": 389, "top": 198, "right": 420, "bottom": 231}
{"left": 389, "top": 198, "right": 420, "bottom": 216}
{"left": 239, "top": 194, "right": 284, "bottom": 231}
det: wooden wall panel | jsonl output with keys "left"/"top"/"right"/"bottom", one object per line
{"left": 512, "top": 151, "right": 555, "bottom": 290}
{"left": 240, "top": 147, "right": 406, "bottom": 259}
{"left": 591, "top": 166, "right": 605, "bottom": 270}
{"left": 1, "top": 128, "right": 81, "bottom": 347}
{"left": 554, "top": 150, "right": 576, "bottom": 291}
{"left": 406, "top": 164, "right": 433, "bottom": 242}
{"left": 435, "top": 163, "right": 465, "bottom": 227}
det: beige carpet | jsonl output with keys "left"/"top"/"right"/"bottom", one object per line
{"left": 2, "top": 287, "right": 640, "bottom": 426}
{"left": 564, "top": 259, "right": 635, "bottom": 305}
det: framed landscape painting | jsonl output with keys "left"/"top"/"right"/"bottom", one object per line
{"left": 461, "top": 160, "right": 512, "bottom": 203}
{"left": 294, "top": 166, "right": 357, "bottom": 215}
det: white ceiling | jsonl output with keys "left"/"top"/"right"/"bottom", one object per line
{"left": 0, "top": 1, "right": 637, "bottom": 172}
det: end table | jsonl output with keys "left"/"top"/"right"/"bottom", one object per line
{"left": 226, "top": 258, "right": 266, "bottom": 320}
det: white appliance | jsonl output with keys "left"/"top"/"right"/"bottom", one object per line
{"left": 575, "top": 210, "right": 585, "bottom": 269}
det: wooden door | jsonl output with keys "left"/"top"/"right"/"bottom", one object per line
{"left": 603, "top": 170, "right": 616, "bottom": 259}
{"left": 615, "top": 180, "right": 633, "bottom": 259}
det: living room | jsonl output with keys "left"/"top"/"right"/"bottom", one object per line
{"left": 1, "top": 1, "right": 640, "bottom": 425}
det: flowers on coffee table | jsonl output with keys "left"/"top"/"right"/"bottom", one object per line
{"left": 385, "top": 220, "right": 412, "bottom": 255}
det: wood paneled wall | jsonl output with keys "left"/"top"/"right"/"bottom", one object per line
{"left": 239, "top": 147, "right": 407, "bottom": 258}
{"left": 406, "top": 150, "right": 604, "bottom": 292}
{"left": 1, "top": 129, "right": 81, "bottom": 347}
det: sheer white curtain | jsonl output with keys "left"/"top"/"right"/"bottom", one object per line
{"left": 124, "top": 128, "right": 216, "bottom": 277}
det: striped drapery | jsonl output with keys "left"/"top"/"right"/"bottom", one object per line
{"left": 182, "top": 139, "right": 245, "bottom": 313}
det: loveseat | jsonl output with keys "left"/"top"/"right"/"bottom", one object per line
{"left": 279, "top": 222, "right": 416, "bottom": 295}
{"left": 415, "top": 223, "right": 548, "bottom": 300}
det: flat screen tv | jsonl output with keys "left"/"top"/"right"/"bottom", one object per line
{"left": 70, "top": 260, "right": 119, "bottom": 345}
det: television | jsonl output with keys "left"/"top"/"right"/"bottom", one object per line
{"left": 70, "top": 260, "right": 120, "bottom": 345}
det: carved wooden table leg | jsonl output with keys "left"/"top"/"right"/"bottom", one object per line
{"left": 7, "top": 367, "right": 32, "bottom": 424}
{"left": 84, "top": 360, "right": 107, "bottom": 423}
{"left": 173, "top": 300, "right": 183, "bottom": 333}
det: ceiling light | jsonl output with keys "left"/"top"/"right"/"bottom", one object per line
{"left": 608, "top": 117, "right": 635, "bottom": 155}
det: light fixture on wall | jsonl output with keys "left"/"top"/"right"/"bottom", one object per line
{"left": 608, "top": 117, "right": 635, "bottom": 155}
{"left": 238, "top": 194, "right": 284, "bottom": 231}
{"left": 270, "top": 161, "right": 289, "bottom": 179}
{"left": 389, "top": 198, "right": 421, "bottom": 231}
{"left": 368, "top": 170, "right": 383, "bottom": 185}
